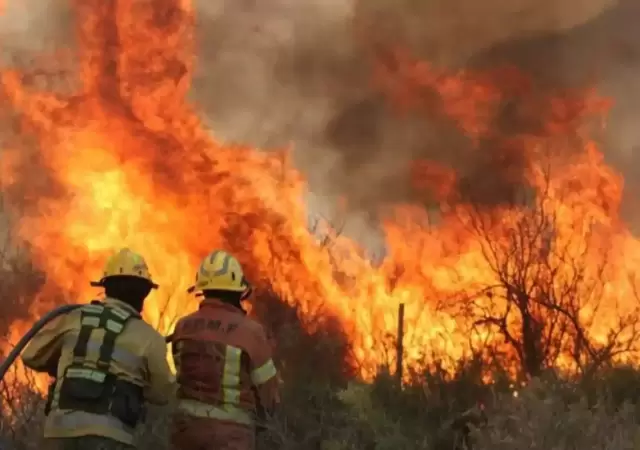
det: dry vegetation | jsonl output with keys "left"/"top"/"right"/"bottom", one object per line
{"left": 1, "top": 168, "right": 640, "bottom": 450}
{"left": 2, "top": 263, "right": 640, "bottom": 450}
{"left": 3, "top": 347, "right": 640, "bottom": 450}
{"left": 1, "top": 1, "right": 640, "bottom": 449}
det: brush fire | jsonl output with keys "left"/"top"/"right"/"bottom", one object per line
{"left": 0, "top": 0, "right": 638, "bottom": 392}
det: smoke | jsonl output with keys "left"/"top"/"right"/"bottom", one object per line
{"left": 467, "top": 0, "right": 640, "bottom": 223}
{"left": 191, "top": 0, "right": 621, "bottom": 237}
{"left": 0, "top": 0, "right": 72, "bottom": 56}
{"left": 1, "top": 0, "right": 631, "bottom": 241}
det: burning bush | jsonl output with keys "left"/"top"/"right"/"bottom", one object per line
{"left": 0, "top": 0, "right": 638, "bottom": 382}
{"left": 2, "top": 0, "right": 640, "bottom": 448}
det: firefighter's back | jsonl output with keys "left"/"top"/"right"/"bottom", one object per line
{"left": 170, "top": 250, "right": 280, "bottom": 450}
{"left": 21, "top": 249, "right": 174, "bottom": 450}
{"left": 170, "top": 299, "right": 272, "bottom": 450}
{"left": 44, "top": 298, "right": 170, "bottom": 447}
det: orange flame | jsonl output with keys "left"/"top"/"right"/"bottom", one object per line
{"left": 0, "top": 0, "right": 638, "bottom": 386}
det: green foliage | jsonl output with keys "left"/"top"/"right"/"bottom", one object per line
{"left": 4, "top": 360, "right": 640, "bottom": 449}
{"left": 580, "top": 365, "right": 640, "bottom": 410}
{"left": 475, "top": 378, "right": 640, "bottom": 450}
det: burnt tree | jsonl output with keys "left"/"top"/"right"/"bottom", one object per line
{"left": 455, "top": 169, "right": 640, "bottom": 378}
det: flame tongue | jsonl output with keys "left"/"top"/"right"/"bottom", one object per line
{"left": 0, "top": 0, "right": 637, "bottom": 383}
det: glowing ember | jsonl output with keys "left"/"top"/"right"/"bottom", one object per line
{"left": 0, "top": 0, "right": 638, "bottom": 387}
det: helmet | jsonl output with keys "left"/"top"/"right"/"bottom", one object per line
{"left": 187, "top": 250, "right": 250, "bottom": 296}
{"left": 90, "top": 248, "right": 158, "bottom": 289}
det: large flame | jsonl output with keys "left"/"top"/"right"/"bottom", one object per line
{"left": 0, "top": 0, "right": 638, "bottom": 385}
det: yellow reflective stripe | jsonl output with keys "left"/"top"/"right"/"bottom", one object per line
{"left": 251, "top": 359, "right": 277, "bottom": 385}
{"left": 63, "top": 335, "right": 141, "bottom": 370}
{"left": 176, "top": 399, "right": 252, "bottom": 425}
{"left": 222, "top": 346, "right": 242, "bottom": 408}
{"left": 81, "top": 316, "right": 100, "bottom": 327}
{"left": 65, "top": 368, "right": 106, "bottom": 382}
{"left": 110, "top": 307, "right": 130, "bottom": 320}
{"left": 105, "top": 319, "right": 124, "bottom": 333}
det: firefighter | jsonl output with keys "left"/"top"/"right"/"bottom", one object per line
{"left": 21, "top": 248, "right": 175, "bottom": 450}
{"left": 170, "top": 250, "right": 280, "bottom": 450}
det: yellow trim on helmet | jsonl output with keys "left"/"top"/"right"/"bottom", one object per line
{"left": 186, "top": 250, "right": 250, "bottom": 295}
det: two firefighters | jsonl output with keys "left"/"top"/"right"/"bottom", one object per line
{"left": 20, "top": 248, "right": 278, "bottom": 450}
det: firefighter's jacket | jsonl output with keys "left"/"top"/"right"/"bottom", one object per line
{"left": 170, "top": 298, "right": 279, "bottom": 429}
{"left": 21, "top": 297, "right": 175, "bottom": 445}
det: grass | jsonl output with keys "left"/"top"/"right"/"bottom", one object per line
{"left": 3, "top": 359, "right": 640, "bottom": 450}
{"left": 2, "top": 293, "right": 640, "bottom": 450}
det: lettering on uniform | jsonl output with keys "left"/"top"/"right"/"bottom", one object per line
{"left": 226, "top": 323, "right": 238, "bottom": 334}
{"left": 182, "top": 318, "right": 207, "bottom": 333}
{"left": 207, "top": 320, "right": 222, "bottom": 331}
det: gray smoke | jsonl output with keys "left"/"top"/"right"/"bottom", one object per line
{"left": 2, "top": 0, "right": 633, "bottom": 241}
{"left": 191, "top": 0, "right": 628, "bottom": 225}
{"left": 467, "top": 0, "right": 640, "bottom": 223}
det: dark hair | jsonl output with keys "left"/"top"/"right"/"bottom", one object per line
{"left": 202, "top": 289, "right": 243, "bottom": 308}
{"left": 103, "top": 276, "right": 154, "bottom": 312}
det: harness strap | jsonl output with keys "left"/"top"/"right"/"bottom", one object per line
{"left": 51, "top": 300, "right": 145, "bottom": 431}
{"left": 71, "top": 301, "right": 139, "bottom": 371}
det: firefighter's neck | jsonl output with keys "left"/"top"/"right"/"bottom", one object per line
{"left": 105, "top": 296, "right": 143, "bottom": 313}
{"left": 201, "top": 296, "right": 244, "bottom": 311}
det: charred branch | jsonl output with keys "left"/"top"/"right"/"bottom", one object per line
{"left": 456, "top": 160, "right": 637, "bottom": 378}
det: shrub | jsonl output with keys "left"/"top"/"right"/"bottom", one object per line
{"left": 3, "top": 362, "right": 640, "bottom": 449}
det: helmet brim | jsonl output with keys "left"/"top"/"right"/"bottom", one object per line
{"left": 186, "top": 285, "right": 250, "bottom": 296}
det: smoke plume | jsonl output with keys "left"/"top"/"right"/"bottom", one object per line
{"left": 1, "top": 0, "right": 635, "bottom": 237}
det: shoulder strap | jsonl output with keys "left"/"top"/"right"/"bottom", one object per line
{"left": 71, "top": 301, "right": 140, "bottom": 371}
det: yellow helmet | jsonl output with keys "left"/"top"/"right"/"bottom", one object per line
{"left": 187, "top": 250, "right": 250, "bottom": 295}
{"left": 90, "top": 248, "right": 158, "bottom": 289}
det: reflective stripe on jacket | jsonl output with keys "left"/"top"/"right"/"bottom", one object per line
{"left": 21, "top": 297, "right": 175, "bottom": 445}
{"left": 171, "top": 299, "right": 279, "bottom": 426}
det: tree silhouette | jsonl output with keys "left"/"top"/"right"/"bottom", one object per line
{"left": 455, "top": 163, "right": 640, "bottom": 378}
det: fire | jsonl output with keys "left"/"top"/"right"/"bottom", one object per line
{"left": 0, "top": 0, "right": 638, "bottom": 388}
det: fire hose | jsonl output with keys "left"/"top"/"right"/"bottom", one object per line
{"left": 0, "top": 304, "right": 82, "bottom": 382}
{"left": 0, "top": 305, "right": 175, "bottom": 383}
{"left": 0, "top": 306, "right": 271, "bottom": 438}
